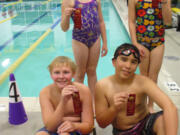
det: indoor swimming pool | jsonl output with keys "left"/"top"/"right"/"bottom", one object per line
{"left": 0, "top": 0, "right": 131, "bottom": 97}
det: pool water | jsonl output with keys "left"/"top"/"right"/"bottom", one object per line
{"left": 0, "top": 0, "right": 132, "bottom": 97}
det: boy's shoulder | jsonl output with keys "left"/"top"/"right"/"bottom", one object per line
{"left": 134, "top": 74, "right": 155, "bottom": 90}
{"left": 73, "top": 82, "right": 92, "bottom": 98}
{"left": 73, "top": 81, "right": 87, "bottom": 87}
{"left": 73, "top": 82, "right": 90, "bottom": 92}
{"left": 134, "top": 74, "right": 150, "bottom": 83}
{"left": 40, "top": 84, "right": 53, "bottom": 96}
{"left": 96, "top": 76, "right": 114, "bottom": 90}
{"left": 97, "top": 75, "right": 112, "bottom": 84}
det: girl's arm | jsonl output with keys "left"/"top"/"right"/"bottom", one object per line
{"left": 128, "top": 0, "right": 145, "bottom": 57}
{"left": 61, "top": 0, "right": 75, "bottom": 31}
{"left": 97, "top": 0, "right": 108, "bottom": 57}
{"left": 162, "top": 0, "right": 172, "bottom": 26}
{"left": 128, "top": 0, "right": 138, "bottom": 45}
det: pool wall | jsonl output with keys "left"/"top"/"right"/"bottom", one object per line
{"left": 111, "top": 0, "right": 129, "bottom": 34}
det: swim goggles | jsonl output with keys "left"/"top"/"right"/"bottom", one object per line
{"left": 113, "top": 48, "right": 140, "bottom": 63}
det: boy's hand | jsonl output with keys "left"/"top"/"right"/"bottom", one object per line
{"left": 113, "top": 92, "right": 129, "bottom": 111}
{"left": 61, "top": 85, "right": 78, "bottom": 103}
{"left": 57, "top": 121, "right": 76, "bottom": 133}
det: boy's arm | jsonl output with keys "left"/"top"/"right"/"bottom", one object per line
{"left": 143, "top": 77, "right": 178, "bottom": 135}
{"left": 95, "top": 81, "right": 118, "bottom": 128}
{"left": 40, "top": 88, "right": 65, "bottom": 132}
{"left": 72, "top": 85, "right": 94, "bottom": 134}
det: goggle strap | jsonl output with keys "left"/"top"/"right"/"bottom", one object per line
{"left": 118, "top": 49, "right": 140, "bottom": 62}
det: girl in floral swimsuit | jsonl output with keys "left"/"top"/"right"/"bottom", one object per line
{"left": 128, "top": 0, "right": 172, "bottom": 112}
{"left": 136, "top": 0, "right": 165, "bottom": 51}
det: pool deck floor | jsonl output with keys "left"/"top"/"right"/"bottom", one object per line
{"left": 0, "top": 0, "right": 180, "bottom": 134}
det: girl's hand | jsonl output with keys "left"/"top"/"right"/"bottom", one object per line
{"left": 57, "top": 121, "right": 76, "bottom": 133}
{"left": 101, "top": 43, "right": 108, "bottom": 57}
{"left": 134, "top": 43, "right": 145, "bottom": 59}
{"left": 64, "top": 8, "right": 76, "bottom": 17}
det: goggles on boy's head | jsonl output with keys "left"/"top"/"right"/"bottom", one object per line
{"left": 112, "top": 48, "right": 140, "bottom": 63}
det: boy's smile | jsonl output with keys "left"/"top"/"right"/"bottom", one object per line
{"left": 51, "top": 66, "right": 74, "bottom": 89}
{"left": 113, "top": 54, "right": 138, "bottom": 79}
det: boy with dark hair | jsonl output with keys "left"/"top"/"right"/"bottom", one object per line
{"left": 95, "top": 43, "right": 178, "bottom": 135}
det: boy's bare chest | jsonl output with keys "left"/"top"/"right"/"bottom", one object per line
{"left": 51, "top": 96, "right": 76, "bottom": 116}
{"left": 106, "top": 84, "right": 133, "bottom": 96}
{"left": 105, "top": 84, "right": 145, "bottom": 106}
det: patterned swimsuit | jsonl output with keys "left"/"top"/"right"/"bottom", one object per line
{"left": 71, "top": 0, "right": 101, "bottom": 48}
{"left": 136, "top": 0, "right": 165, "bottom": 51}
{"left": 113, "top": 111, "right": 163, "bottom": 135}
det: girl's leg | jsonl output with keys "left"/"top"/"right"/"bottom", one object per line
{"left": 86, "top": 37, "right": 101, "bottom": 97}
{"left": 148, "top": 45, "right": 164, "bottom": 112}
{"left": 139, "top": 46, "right": 150, "bottom": 76}
{"left": 149, "top": 45, "right": 164, "bottom": 82}
{"left": 72, "top": 40, "right": 89, "bottom": 83}
{"left": 138, "top": 46, "right": 151, "bottom": 111}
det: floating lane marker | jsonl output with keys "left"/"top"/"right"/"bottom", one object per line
{"left": 3, "top": 0, "right": 22, "bottom": 8}
{"left": 0, "top": 18, "right": 61, "bottom": 85}
{"left": 0, "top": 14, "right": 18, "bottom": 24}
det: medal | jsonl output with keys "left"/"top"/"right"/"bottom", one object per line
{"left": 74, "top": 8, "right": 82, "bottom": 29}
{"left": 127, "top": 94, "right": 136, "bottom": 116}
{"left": 72, "top": 92, "right": 82, "bottom": 114}
{"left": 152, "top": 0, "right": 161, "bottom": 8}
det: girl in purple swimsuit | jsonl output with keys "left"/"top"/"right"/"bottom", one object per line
{"left": 128, "top": 0, "right": 172, "bottom": 112}
{"left": 61, "top": 0, "right": 108, "bottom": 101}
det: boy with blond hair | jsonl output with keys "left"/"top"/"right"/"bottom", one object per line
{"left": 36, "top": 56, "right": 94, "bottom": 135}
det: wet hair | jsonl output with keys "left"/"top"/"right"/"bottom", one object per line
{"left": 112, "top": 43, "right": 140, "bottom": 63}
{"left": 48, "top": 56, "right": 77, "bottom": 74}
